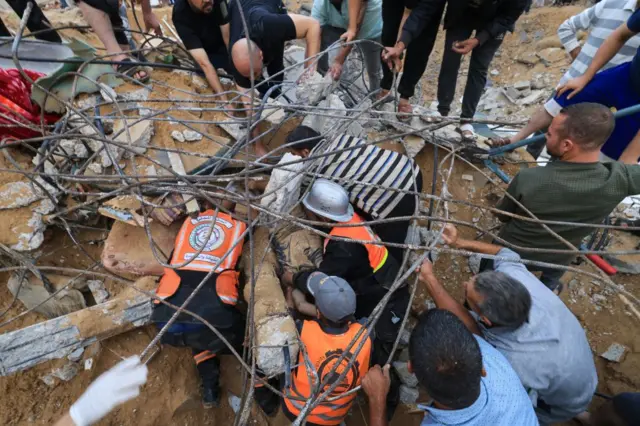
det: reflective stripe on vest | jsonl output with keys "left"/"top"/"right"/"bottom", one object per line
{"left": 324, "top": 212, "right": 388, "bottom": 272}
{"left": 155, "top": 210, "right": 246, "bottom": 301}
{"left": 283, "top": 320, "right": 372, "bottom": 425}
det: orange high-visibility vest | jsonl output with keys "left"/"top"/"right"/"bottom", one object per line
{"left": 283, "top": 320, "right": 372, "bottom": 425}
{"left": 324, "top": 212, "right": 388, "bottom": 273}
{"left": 155, "top": 210, "right": 247, "bottom": 303}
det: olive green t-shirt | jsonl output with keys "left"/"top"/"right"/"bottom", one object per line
{"left": 496, "top": 161, "right": 640, "bottom": 265}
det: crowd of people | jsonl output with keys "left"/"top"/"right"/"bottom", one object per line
{"left": 4, "top": 0, "right": 640, "bottom": 424}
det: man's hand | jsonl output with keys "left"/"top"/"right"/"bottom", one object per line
{"left": 381, "top": 44, "right": 404, "bottom": 72}
{"left": 281, "top": 270, "right": 294, "bottom": 287}
{"left": 569, "top": 46, "right": 581, "bottom": 61}
{"left": 417, "top": 258, "right": 435, "bottom": 283}
{"left": 441, "top": 224, "right": 458, "bottom": 247}
{"left": 362, "top": 365, "right": 391, "bottom": 404}
{"left": 340, "top": 28, "right": 357, "bottom": 43}
{"left": 143, "top": 11, "right": 162, "bottom": 36}
{"left": 329, "top": 61, "right": 343, "bottom": 80}
{"left": 452, "top": 38, "right": 479, "bottom": 55}
{"left": 556, "top": 74, "right": 590, "bottom": 99}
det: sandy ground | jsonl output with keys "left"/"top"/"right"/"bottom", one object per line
{"left": 1, "top": 2, "right": 639, "bottom": 426}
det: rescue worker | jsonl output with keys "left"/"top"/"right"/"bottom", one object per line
{"left": 150, "top": 208, "right": 249, "bottom": 408}
{"left": 282, "top": 272, "right": 372, "bottom": 425}
{"left": 282, "top": 178, "right": 407, "bottom": 419}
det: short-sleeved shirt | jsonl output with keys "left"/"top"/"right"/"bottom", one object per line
{"left": 172, "top": 0, "right": 229, "bottom": 54}
{"left": 480, "top": 248, "right": 597, "bottom": 424}
{"left": 626, "top": 8, "right": 640, "bottom": 94}
{"left": 418, "top": 335, "right": 539, "bottom": 426}
{"left": 497, "top": 161, "right": 640, "bottom": 265}
{"left": 228, "top": 0, "right": 297, "bottom": 87}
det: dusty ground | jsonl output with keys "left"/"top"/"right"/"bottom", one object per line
{"left": 1, "top": 2, "right": 639, "bottom": 426}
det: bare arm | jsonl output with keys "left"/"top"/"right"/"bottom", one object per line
{"left": 442, "top": 224, "right": 503, "bottom": 256}
{"left": 140, "top": 0, "right": 162, "bottom": 35}
{"left": 190, "top": 48, "right": 227, "bottom": 96}
{"left": 362, "top": 365, "right": 390, "bottom": 426}
{"left": 508, "top": 106, "right": 553, "bottom": 143}
{"left": 289, "top": 14, "right": 322, "bottom": 69}
{"left": 619, "top": 129, "right": 640, "bottom": 165}
{"left": 418, "top": 259, "right": 482, "bottom": 336}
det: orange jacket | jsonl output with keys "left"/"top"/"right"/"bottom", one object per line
{"left": 325, "top": 212, "right": 389, "bottom": 273}
{"left": 283, "top": 320, "right": 372, "bottom": 425}
{"left": 155, "top": 210, "right": 246, "bottom": 305}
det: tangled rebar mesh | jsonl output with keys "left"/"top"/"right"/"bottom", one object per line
{"left": 1, "top": 2, "right": 640, "bottom": 424}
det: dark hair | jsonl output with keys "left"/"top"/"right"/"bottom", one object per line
{"left": 473, "top": 271, "right": 532, "bottom": 328}
{"left": 286, "top": 125, "right": 323, "bottom": 151}
{"left": 409, "top": 309, "right": 482, "bottom": 409}
{"left": 558, "top": 103, "right": 615, "bottom": 151}
{"left": 319, "top": 313, "right": 355, "bottom": 329}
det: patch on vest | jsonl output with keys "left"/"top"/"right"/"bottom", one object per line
{"left": 317, "top": 349, "right": 361, "bottom": 396}
{"left": 189, "top": 223, "right": 225, "bottom": 251}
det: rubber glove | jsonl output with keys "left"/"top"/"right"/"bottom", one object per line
{"left": 69, "top": 356, "right": 148, "bottom": 426}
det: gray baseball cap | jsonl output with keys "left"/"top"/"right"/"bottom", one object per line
{"left": 307, "top": 272, "right": 356, "bottom": 322}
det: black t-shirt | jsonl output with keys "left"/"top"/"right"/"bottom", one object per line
{"left": 172, "top": 0, "right": 229, "bottom": 54}
{"left": 228, "top": 0, "right": 296, "bottom": 87}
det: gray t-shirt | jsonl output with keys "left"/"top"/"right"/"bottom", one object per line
{"left": 478, "top": 248, "right": 597, "bottom": 424}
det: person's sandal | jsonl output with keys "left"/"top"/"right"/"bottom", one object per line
{"left": 116, "top": 58, "right": 152, "bottom": 83}
{"left": 456, "top": 123, "right": 476, "bottom": 141}
{"left": 397, "top": 99, "right": 413, "bottom": 122}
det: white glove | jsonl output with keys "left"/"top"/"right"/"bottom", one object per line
{"left": 70, "top": 356, "right": 148, "bottom": 426}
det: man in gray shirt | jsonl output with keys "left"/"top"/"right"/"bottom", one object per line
{"left": 422, "top": 223, "right": 597, "bottom": 425}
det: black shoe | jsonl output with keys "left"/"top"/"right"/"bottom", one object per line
{"left": 202, "top": 382, "right": 220, "bottom": 408}
{"left": 255, "top": 386, "right": 280, "bottom": 417}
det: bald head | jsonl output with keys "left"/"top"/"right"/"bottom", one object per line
{"left": 232, "top": 38, "right": 263, "bottom": 80}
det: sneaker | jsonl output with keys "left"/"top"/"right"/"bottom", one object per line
{"left": 255, "top": 386, "right": 280, "bottom": 417}
{"left": 201, "top": 382, "right": 220, "bottom": 409}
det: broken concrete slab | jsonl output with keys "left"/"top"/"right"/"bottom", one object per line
{"left": 537, "top": 47, "right": 567, "bottom": 64}
{"left": 11, "top": 197, "right": 57, "bottom": 252}
{"left": 102, "top": 221, "right": 181, "bottom": 276}
{"left": 403, "top": 135, "right": 426, "bottom": 159}
{"left": 519, "top": 90, "right": 546, "bottom": 106}
{"left": 52, "top": 362, "right": 80, "bottom": 382}
{"left": 517, "top": 52, "right": 539, "bottom": 66}
{"left": 260, "top": 153, "right": 305, "bottom": 214}
{"left": 296, "top": 72, "right": 337, "bottom": 106}
{"left": 0, "top": 181, "right": 41, "bottom": 210}
{"left": 88, "top": 280, "right": 109, "bottom": 304}
{"left": 7, "top": 273, "right": 87, "bottom": 319}
{"left": 171, "top": 130, "right": 185, "bottom": 142}
{"left": 601, "top": 343, "right": 627, "bottom": 363}
{"left": 0, "top": 277, "right": 156, "bottom": 376}
{"left": 219, "top": 121, "right": 245, "bottom": 140}
{"left": 514, "top": 80, "right": 531, "bottom": 91}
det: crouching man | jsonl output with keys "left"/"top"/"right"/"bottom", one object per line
{"left": 150, "top": 208, "right": 247, "bottom": 408}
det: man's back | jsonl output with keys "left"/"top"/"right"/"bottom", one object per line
{"left": 485, "top": 249, "right": 598, "bottom": 422}
{"left": 420, "top": 336, "right": 538, "bottom": 426}
{"left": 497, "top": 161, "right": 640, "bottom": 264}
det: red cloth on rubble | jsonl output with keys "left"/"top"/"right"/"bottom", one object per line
{"left": 0, "top": 68, "right": 61, "bottom": 142}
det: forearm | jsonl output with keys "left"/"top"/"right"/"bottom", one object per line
{"left": 203, "top": 65, "right": 227, "bottom": 96}
{"left": 454, "top": 238, "right": 502, "bottom": 256}
{"left": 367, "top": 401, "right": 388, "bottom": 426}
{"left": 221, "top": 24, "right": 230, "bottom": 49}
{"left": 305, "top": 23, "right": 322, "bottom": 68}
{"left": 347, "top": 0, "right": 363, "bottom": 33}
{"left": 583, "top": 29, "right": 627, "bottom": 79}
{"left": 619, "top": 129, "right": 640, "bottom": 164}
{"left": 141, "top": 0, "right": 152, "bottom": 14}
{"left": 422, "top": 273, "right": 482, "bottom": 335}
{"left": 511, "top": 106, "right": 553, "bottom": 142}
{"left": 54, "top": 413, "right": 75, "bottom": 426}
{"left": 335, "top": 45, "right": 353, "bottom": 64}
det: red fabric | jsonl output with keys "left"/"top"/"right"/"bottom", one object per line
{"left": 0, "top": 68, "right": 61, "bottom": 142}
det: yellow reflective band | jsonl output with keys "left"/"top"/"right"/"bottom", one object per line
{"left": 373, "top": 249, "right": 388, "bottom": 273}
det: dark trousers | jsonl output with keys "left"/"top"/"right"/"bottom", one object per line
{"left": 0, "top": 0, "right": 61, "bottom": 43}
{"left": 437, "top": 26, "right": 503, "bottom": 119}
{"left": 380, "top": 0, "right": 444, "bottom": 99}
{"left": 371, "top": 169, "right": 423, "bottom": 264}
{"left": 160, "top": 321, "right": 245, "bottom": 388}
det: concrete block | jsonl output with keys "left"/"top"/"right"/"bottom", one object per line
{"left": 7, "top": 273, "right": 87, "bottom": 319}
{"left": 399, "top": 385, "right": 419, "bottom": 404}
{"left": 393, "top": 361, "right": 419, "bottom": 387}
{"left": 88, "top": 280, "right": 110, "bottom": 304}
{"left": 518, "top": 90, "right": 546, "bottom": 106}
{"left": 0, "top": 181, "right": 41, "bottom": 210}
{"left": 601, "top": 343, "right": 627, "bottom": 363}
{"left": 403, "top": 135, "right": 426, "bottom": 159}
{"left": 514, "top": 80, "right": 531, "bottom": 91}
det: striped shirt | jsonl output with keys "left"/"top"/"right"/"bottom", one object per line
{"left": 557, "top": 0, "right": 640, "bottom": 85}
{"left": 311, "top": 134, "right": 420, "bottom": 219}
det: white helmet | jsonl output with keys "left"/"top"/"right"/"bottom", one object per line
{"left": 302, "top": 179, "right": 354, "bottom": 222}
